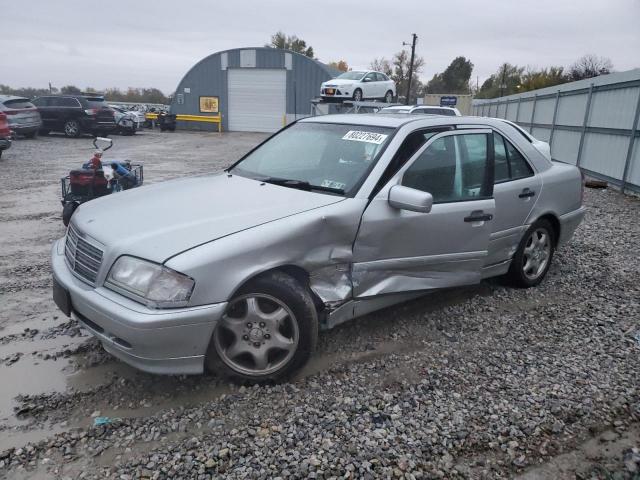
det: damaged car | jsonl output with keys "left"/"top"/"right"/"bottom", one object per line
{"left": 51, "top": 114, "right": 585, "bottom": 382}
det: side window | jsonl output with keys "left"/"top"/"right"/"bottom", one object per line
{"left": 505, "top": 140, "right": 533, "bottom": 179}
{"left": 402, "top": 133, "right": 490, "bottom": 203}
{"left": 364, "top": 73, "right": 377, "bottom": 82}
{"left": 493, "top": 133, "right": 534, "bottom": 182}
{"left": 375, "top": 73, "right": 387, "bottom": 82}
{"left": 32, "top": 97, "right": 49, "bottom": 107}
{"left": 59, "top": 97, "right": 80, "bottom": 107}
{"left": 493, "top": 133, "right": 510, "bottom": 183}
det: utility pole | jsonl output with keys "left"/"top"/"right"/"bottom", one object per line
{"left": 403, "top": 33, "right": 418, "bottom": 105}
{"left": 49, "top": 82, "right": 52, "bottom": 93}
{"left": 499, "top": 64, "right": 507, "bottom": 98}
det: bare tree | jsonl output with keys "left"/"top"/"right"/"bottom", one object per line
{"left": 568, "top": 54, "right": 613, "bottom": 81}
{"left": 369, "top": 58, "right": 393, "bottom": 77}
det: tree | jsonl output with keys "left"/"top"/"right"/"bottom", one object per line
{"left": 520, "top": 66, "right": 568, "bottom": 91}
{"left": 425, "top": 56, "right": 474, "bottom": 94}
{"left": 390, "top": 50, "right": 424, "bottom": 103}
{"left": 60, "top": 85, "right": 82, "bottom": 94}
{"left": 476, "top": 63, "right": 525, "bottom": 98}
{"left": 267, "top": 31, "right": 314, "bottom": 58}
{"left": 327, "top": 60, "right": 349, "bottom": 72}
{"left": 369, "top": 57, "right": 393, "bottom": 77}
{"left": 568, "top": 54, "right": 613, "bottom": 81}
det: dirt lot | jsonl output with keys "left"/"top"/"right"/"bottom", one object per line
{"left": 0, "top": 130, "right": 639, "bottom": 479}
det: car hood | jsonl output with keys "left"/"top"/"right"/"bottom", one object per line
{"left": 322, "top": 79, "right": 361, "bottom": 87}
{"left": 71, "top": 173, "right": 345, "bottom": 263}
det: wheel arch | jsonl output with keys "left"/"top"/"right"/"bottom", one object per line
{"left": 227, "top": 264, "right": 324, "bottom": 311}
{"left": 531, "top": 212, "right": 561, "bottom": 246}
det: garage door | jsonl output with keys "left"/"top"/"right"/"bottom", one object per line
{"left": 227, "top": 69, "right": 286, "bottom": 133}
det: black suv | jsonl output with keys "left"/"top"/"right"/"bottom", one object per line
{"left": 32, "top": 94, "right": 116, "bottom": 137}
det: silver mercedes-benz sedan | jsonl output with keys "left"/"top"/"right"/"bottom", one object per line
{"left": 51, "top": 114, "right": 585, "bottom": 382}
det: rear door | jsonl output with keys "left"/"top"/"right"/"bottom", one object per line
{"left": 361, "top": 72, "right": 379, "bottom": 99}
{"left": 487, "top": 132, "right": 542, "bottom": 266}
{"left": 352, "top": 129, "right": 495, "bottom": 297}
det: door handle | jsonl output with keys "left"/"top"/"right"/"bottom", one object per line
{"left": 518, "top": 188, "right": 536, "bottom": 198}
{"left": 464, "top": 210, "right": 493, "bottom": 222}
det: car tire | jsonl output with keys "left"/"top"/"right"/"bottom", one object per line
{"left": 63, "top": 120, "right": 81, "bottom": 138}
{"left": 206, "top": 271, "right": 318, "bottom": 384}
{"left": 384, "top": 90, "right": 394, "bottom": 103}
{"left": 507, "top": 219, "right": 555, "bottom": 288}
{"left": 352, "top": 89, "right": 363, "bottom": 102}
{"left": 24, "top": 131, "right": 38, "bottom": 139}
{"left": 62, "top": 202, "right": 79, "bottom": 226}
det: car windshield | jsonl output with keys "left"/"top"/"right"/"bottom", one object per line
{"left": 336, "top": 71, "right": 366, "bottom": 81}
{"left": 231, "top": 122, "right": 393, "bottom": 195}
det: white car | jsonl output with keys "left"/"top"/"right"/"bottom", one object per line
{"left": 378, "top": 105, "right": 461, "bottom": 116}
{"left": 321, "top": 71, "right": 396, "bottom": 103}
{"left": 498, "top": 119, "right": 552, "bottom": 161}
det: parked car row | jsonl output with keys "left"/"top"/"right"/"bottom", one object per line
{"left": 0, "top": 93, "right": 162, "bottom": 145}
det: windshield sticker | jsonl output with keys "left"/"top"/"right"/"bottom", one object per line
{"left": 321, "top": 180, "right": 347, "bottom": 190}
{"left": 342, "top": 130, "right": 388, "bottom": 145}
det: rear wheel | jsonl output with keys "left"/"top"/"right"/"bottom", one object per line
{"left": 384, "top": 90, "right": 394, "bottom": 103}
{"left": 206, "top": 271, "right": 318, "bottom": 383}
{"left": 63, "top": 120, "right": 81, "bottom": 138}
{"left": 507, "top": 219, "right": 555, "bottom": 287}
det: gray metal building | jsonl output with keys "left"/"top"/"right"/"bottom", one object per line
{"left": 171, "top": 47, "right": 338, "bottom": 133}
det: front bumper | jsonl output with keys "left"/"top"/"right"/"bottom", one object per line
{"left": 51, "top": 239, "right": 226, "bottom": 375}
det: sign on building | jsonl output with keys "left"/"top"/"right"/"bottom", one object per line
{"left": 199, "top": 96, "right": 219, "bottom": 113}
{"left": 440, "top": 96, "right": 458, "bottom": 107}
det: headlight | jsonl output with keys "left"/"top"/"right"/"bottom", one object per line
{"left": 105, "top": 256, "right": 195, "bottom": 308}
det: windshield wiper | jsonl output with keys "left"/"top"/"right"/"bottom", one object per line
{"left": 261, "top": 177, "right": 345, "bottom": 195}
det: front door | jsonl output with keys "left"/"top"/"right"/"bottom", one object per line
{"left": 352, "top": 129, "right": 495, "bottom": 298}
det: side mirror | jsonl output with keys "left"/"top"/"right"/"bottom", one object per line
{"left": 388, "top": 185, "right": 433, "bottom": 213}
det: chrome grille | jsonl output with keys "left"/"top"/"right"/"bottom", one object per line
{"left": 65, "top": 224, "right": 103, "bottom": 284}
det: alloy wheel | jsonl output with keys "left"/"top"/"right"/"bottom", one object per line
{"left": 385, "top": 91, "right": 393, "bottom": 103}
{"left": 214, "top": 294, "right": 299, "bottom": 376}
{"left": 65, "top": 121, "right": 79, "bottom": 136}
{"left": 354, "top": 90, "right": 362, "bottom": 102}
{"left": 522, "top": 228, "right": 551, "bottom": 280}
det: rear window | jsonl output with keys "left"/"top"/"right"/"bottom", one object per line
{"left": 3, "top": 99, "right": 35, "bottom": 110}
{"left": 414, "top": 108, "right": 456, "bottom": 116}
{"left": 84, "top": 97, "right": 107, "bottom": 108}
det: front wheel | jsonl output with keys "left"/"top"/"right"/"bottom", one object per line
{"left": 62, "top": 202, "right": 79, "bottom": 226}
{"left": 206, "top": 271, "right": 318, "bottom": 383}
{"left": 352, "top": 89, "right": 363, "bottom": 102}
{"left": 507, "top": 219, "right": 555, "bottom": 287}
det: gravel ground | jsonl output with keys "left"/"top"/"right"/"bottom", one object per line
{"left": 0, "top": 130, "right": 639, "bottom": 479}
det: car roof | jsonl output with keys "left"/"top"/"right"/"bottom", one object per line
{"left": 300, "top": 114, "right": 505, "bottom": 129}
{"left": 0, "top": 94, "right": 31, "bottom": 102}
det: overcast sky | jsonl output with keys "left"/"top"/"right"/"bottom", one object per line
{"left": 3, "top": 0, "right": 639, "bottom": 94}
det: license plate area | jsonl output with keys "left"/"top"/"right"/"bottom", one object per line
{"left": 53, "top": 276, "right": 72, "bottom": 317}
